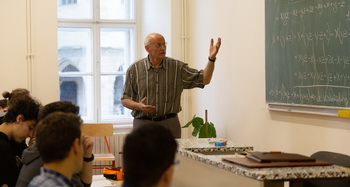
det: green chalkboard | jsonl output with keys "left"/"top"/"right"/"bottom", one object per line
{"left": 266, "top": 0, "right": 350, "bottom": 108}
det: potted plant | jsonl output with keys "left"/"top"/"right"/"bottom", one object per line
{"left": 181, "top": 110, "right": 217, "bottom": 138}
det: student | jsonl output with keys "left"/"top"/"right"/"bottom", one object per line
{"left": 0, "top": 96, "right": 41, "bottom": 187}
{"left": 122, "top": 125, "right": 178, "bottom": 187}
{"left": 1, "top": 88, "right": 33, "bottom": 157}
{"left": 0, "top": 99, "right": 8, "bottom": 111}
{"left": 122, "top": 33, "right": 221, "bottom": 138}
{"left": 2, "top": 88, "right": 31, "bottom": 108}
{"left": 28, "top": 112, "right": 84, "bottom": 187}
{"left": 0, "top": 88, "right": 30, "bottom": 123}
{"left": 17, "top": 101, "right": 93, "bottom": 187}
{"left": 0, "top": 99, "right": 8, "bottom": 121}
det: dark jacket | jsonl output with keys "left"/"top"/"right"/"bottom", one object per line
{"left": 0, "top": 132, "right": 20, "bottom": 187}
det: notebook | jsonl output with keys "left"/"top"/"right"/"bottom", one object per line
{"left": 222, "top": 157, "right": 334, "bottom": 168}
{"left": 246, "top": 151, "right": 316, "bottom": 163}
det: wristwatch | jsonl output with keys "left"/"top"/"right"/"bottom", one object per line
{"left": 83, "top": 154, "right": 94, "bottom": 162}
{"left": 208, "top": 56, "right": 216, "bottom": 63}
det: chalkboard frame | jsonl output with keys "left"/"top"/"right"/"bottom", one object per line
{"left": 265, "top": 0, "right": 350, "bottom": 116}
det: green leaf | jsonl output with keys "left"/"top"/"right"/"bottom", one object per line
{"left": 182, "top": 118, "right": 193, "bottom": 128}
{"left": 192, "top": 126, "right": 200, "bottom": 137}
{"left": 182, "top": 115, "right": 196, "bottom": 128}
{"left": 192, "top": 117, "right": 204, "bottom": 129}
{"left": 198, "top": 126, "right": 206, "bottom": 138}
{"left": 208, "top": 122, "right": 217, "bottom": 138}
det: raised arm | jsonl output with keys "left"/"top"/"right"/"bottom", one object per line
{"left": 203, "top": 37, "right": 221, "bottom": 85}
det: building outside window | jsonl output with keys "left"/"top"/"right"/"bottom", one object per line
{"left": 58, "top": 0, "right": 134, "bottom": 123}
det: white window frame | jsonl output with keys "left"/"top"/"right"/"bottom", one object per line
{"left": 58, "top": 0, "right": 138, "bottom": 125}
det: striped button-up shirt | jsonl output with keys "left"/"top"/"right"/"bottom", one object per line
{"left": 122, "top": 56, "right": 204, "bottom": 118}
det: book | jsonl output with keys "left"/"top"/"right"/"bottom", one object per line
{"left": 222, "top": 157, "right": 333, "bottom": 168}
{"left": 246, "top": 151, "right": 316, "bottom": 163}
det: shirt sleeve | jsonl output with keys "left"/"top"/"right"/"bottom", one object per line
{"left": 122, "top": 65, "right": 136, "bottom": 101}
{"left": 181, "top": 63, "right": 205, "bottom": 89}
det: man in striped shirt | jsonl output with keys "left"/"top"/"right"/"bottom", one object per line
{"left": 122, "top": 33, "right": 221, "bottom": 138}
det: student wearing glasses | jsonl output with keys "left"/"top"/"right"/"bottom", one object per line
{"left": 122, "top": 33, "right": 221, "bottom": 138}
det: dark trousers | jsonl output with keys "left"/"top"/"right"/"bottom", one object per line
{"left": 133, "top": 115, "right": 181, "bottom": 138}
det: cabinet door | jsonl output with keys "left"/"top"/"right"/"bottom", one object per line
{"left": 0, "top": 0, "right": 29, "bottom": 91}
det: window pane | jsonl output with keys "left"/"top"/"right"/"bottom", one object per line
{"left": 100, "top": 0, "right": 134, "bottom": 20}
{"left": 59, "top": 76, "right": 94, "bottom": 121}
{"left": 100, "top": 75, "right": 131, "bottom": 121}
{"left": 100, "top": 28, "right": 134, "bottom": 73}
{"left": 58, "top": 0, "right": 92, "bottom": 19}
{"left": 58, "top": 27, "right": 93, "bottom": 73}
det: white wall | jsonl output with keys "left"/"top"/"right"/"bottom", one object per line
{"left": 30, "top": 0, "right": 59, "bottom": 104}
{"left": 185, "top": 0, "right": 350, "bottom": 156}
{"left": 0, "top": 0, "right": 58, "bottom": 104}
{"left": 138, "top": 0, "right": 172, "bottom": 57}
{"left": 4, "top": 1, "right": 349, "bottom": 157}
{"left": 0, "top": 1, "right": 31, "bottom": 93}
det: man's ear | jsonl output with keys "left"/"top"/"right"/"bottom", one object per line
{"left": 16, "top": 114, "right": 24, "bottom": 123}
{"left": 72, "top": 138, "right": 81, "bottom": 155}
{"left": 145, "top": 45, "right": 150, "bottom": 53}
{"left": 162, "top": 165, "right": 175, "bottom": 186}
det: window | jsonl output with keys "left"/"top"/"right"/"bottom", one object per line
{"left": 58, "top": 0, "right": 135, "bottom": 123}
{"left": 60, "top": 0, "right": 77, "bottom": 6}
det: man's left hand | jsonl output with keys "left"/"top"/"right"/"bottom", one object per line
{"left": 209, "top": 37, "right": 222, "bottom": 60}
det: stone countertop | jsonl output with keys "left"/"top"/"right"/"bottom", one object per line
{"left": 176, "top": 138, "right": 350, "bottom": 181}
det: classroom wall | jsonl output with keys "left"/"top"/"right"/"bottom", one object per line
{"left": 184, "top": 0, "right": 350, "bottom": 156}
{"left": 4, "top": 0, "right": 350, "bottom": 157}
{"left": 0, "top": 0, "right": 58, "bottom": 105}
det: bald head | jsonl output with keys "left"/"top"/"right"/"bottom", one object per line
{"left": 144, "top": 33, "right": 165, "bottom": 46}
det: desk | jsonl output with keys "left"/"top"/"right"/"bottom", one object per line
{"left": 92, "top": 175, "right": 122, "bottom": 187}
{"left": 172, "top": 138, "right": 350, "bottom": 187}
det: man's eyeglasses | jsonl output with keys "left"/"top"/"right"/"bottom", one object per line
{"left": 150, "top": 42, "right": 167, "bottom": 48}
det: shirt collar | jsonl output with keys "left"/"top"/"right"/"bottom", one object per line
{"left": 41, "top": 167, "right": 75, "bottom": 187}
{"left": 146, "top": 55, "right": 167, "bottom": 70}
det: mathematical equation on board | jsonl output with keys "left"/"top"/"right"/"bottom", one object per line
{"left": 268, "top": 0, "right": 347, "bottom": 24}
{"left": 266, "top": 0, "right": 350, "bottom": 107}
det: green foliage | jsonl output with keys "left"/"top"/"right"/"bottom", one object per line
{"left": 182, "top": 115, "right": 217, "bottom": 138}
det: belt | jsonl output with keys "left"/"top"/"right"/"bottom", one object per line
{"left": 138, "top": 113, "right": 177, "bottom": 121}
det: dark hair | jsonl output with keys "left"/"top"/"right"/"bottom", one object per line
{"left": 35, "top": 112, "right": 82, "bottom": 163}
{"left": 0, "top": 99, "right": 7, "bottom": 109}
{"left": 38, "top": 101, "right": 79, "bottom": 120}
{"left": 2, "top": 96, "right": 41, "bottom": 123}
{"left": 123, "top": 125, "right": 178, "bottom": 187}
{"left": 2, "top": 88, "right": 31, "bottom": 108}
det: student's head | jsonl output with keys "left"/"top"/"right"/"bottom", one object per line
{"left": 35, "top": 112, "right": 83, "bottom": 171}
{"left": 2, "top": 88, "right": 31, "bottom": 108}
{"left": 123, "top": 125, "right": 178, "bottom": 187}
{"left": 144, "top": 33, "right": 167, "bottom": 61}
{"left": 2, "top": 96, "right": 41, "bottom": 142}
{"left": 0, "top": 99, "right": 8, "bottom": 111}
{"left": 38, "top": 101, "right": 79, "bottom": 120}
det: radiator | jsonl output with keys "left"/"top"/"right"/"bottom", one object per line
{"left": 91, "top": 133, "right": 128, "bottom": 175}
